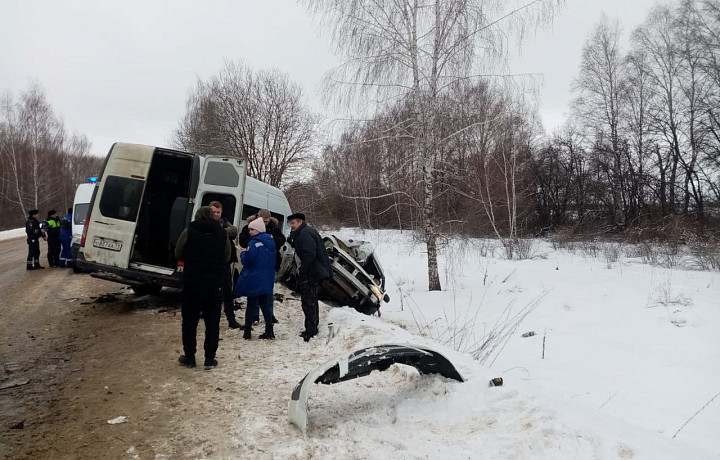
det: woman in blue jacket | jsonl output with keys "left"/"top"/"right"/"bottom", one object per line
{"left": 235, "top": 218, "right": 277, "bottom": 340}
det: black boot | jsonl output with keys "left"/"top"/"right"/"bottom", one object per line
{"left": 228, "top": 319, "right": 241, "bottom": 329}
{"left": 178, "top": 355, "right": 196, "bottom": 368}
{"left": 243, "top": 324, "right": 251, "bottom": 340}
{"left": 259, "top": 324, "right": 274, "bottom": 340}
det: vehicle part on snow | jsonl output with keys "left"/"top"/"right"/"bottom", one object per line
{"left": 279, "top": 234, "right": 391, "bottom": 316}
{"left": 489, "top": 377, "right": 504, "bottom": 387}
{"left": 288, "top": 344, "right": 464, "bottom": 433}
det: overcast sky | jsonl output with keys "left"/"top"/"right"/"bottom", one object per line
{"left": 0, "top": 0, "right": 679, "bottom": 156}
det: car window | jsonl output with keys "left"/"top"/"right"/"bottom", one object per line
{"left": 99, "top": 176, "right": 144, "bottom": 222}
{"left": 73, "top": 203, "right": 90, "bottom": 225}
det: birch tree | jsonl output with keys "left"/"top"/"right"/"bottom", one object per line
{"left": 302, "top": 0, "right": 562, "bottom": 291}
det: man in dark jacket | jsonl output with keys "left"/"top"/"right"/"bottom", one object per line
{"left": 209, "top": 201, "right": 241, "bottom": 329}
{"left": 45, "top": 209, "right": 61, "bottom": 267}
{"left": 25, "top": 209, "right": 46, "bottom": 270}
{"left": 288, "top": 212, "right": 330, "bottom": 341}
{"left": 175, "top": 206, "right": 231, "bottom": 370}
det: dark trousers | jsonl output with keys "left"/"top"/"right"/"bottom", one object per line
{"left": 47, "top": 235, "right": 60, "bottom": 267}
{"left": 222, "top": 263, "right": 235, "bottom": 323}
{"left": 299, "top": 282, "right": 319, "bottom": 335}
{"left": 245, "top": 293, "right": 274, "bottom": 332}
{"left": 26, "top": 239, "right": 40, "bottom": 267}
{"left": 181, "top": 285, "right": 222, "bottom": 361}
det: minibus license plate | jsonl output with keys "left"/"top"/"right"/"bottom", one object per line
{"left": 93, "top": 237, "right": 123, "bottom": 252}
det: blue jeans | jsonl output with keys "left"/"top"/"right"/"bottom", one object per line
{"left": 245, "top": 293, "right": 274, "bottom": 330}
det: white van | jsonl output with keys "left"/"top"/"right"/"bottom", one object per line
{"left": 75, "top": 142, "right": 291, "bottom": 294}
{"left": 71, "top": 182, "right": 96, "bottom": 248}
{"left": 240, "top": 176, "right": 292, "bottom": 234}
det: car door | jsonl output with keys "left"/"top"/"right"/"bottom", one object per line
{"left": 196, "top": 156, "right": 248, "bottom": 228}
{"left": 81, "top": 143, "right": 154, "bottom": 268}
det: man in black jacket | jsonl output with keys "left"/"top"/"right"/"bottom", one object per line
{"left": 25, "top": 209, "right": 46, "bottom": 270}
{"left": 288, "top": 212, "right": 330, "bottom": 341}
{"left": 175, "top": 206, "right": 231, "bottom": 370}
{"left": 209, "top": 201, "right": 241, "bottom": 329}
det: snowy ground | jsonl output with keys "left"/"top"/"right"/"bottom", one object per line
{"left": 283, "top": 228, "right": 718, "bottom": 459}
{"left": 0, "top": 227, "right": 24, "bottom": 241}
{"left": 7, "top": 225, "right": 716, "bottom": 458}
{"left": 310, "top": 230, "right": 720, "bottom": 458}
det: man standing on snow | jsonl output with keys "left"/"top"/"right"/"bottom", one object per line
{"left": 287, "top": 212, "right": 330, "bottom": 342}
{"left": 25, "top": 209, "right": 46, "bottom": 270}
{"left": 209, "top": 200, "right": 241, "bottom": 330}
{"left": 175, "top": 206, "right": 230, "bottom": 370}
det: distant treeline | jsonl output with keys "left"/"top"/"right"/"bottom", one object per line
{"left": 287, "top": 0, "right": 720, "bottom": 240}
{"left": 0, "top": 84, "right": 103, "bottom": 230}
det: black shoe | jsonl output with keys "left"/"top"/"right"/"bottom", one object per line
{"left": 243, "top": 326, "right": 251, "bottom": 340}
{"left": 27, "top": 265, "right": 35, "bottom": 270}
{"left": 228, "top": 320, "right": 241, "bottom": 329}
{"left": 204, "top": 359, "right": 218, "bottom": 370}
{"left": 259, "top": 332, "right": 275, "bottom": 340}
{"left": 272, "top": 315, "right": 279, "bottom": 324}
{"left": 303, "top": 334, "right": 314, "bottom": 342}
{"left": 34, "top": 265, "right": 45, "bottom": 269}
{"left": 299, "top": 330, "right": 307, "bottom": 338}
{"left": 179, "top": 355, "right": 196, "bottom": 368}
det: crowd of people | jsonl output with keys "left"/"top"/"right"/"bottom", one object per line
{"left": 24, "top": 201, "right": 331, "bottom": 371}
{"left": 175, "top": 202, "right": 330, "bottom": 370}
{"left": 24, "top": 208, "right": 74, "bottom": 270}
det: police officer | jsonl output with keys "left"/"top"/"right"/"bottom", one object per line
{"left": 25, "top": 209, "right": 46, "bottom": 270}
{"left": 45, "top": 209, "right": 61, "bottom": 267}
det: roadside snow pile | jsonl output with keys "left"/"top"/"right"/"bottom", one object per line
{"left": 318, "top": 229, "right": 720, "bottom": 457}
{"left": 267, "top": 307, "right": 713, "bottom": 460}
{"left": 0, "top": 228, "right": 24, "bottom": 241}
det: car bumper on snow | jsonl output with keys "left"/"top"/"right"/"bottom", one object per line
{"left": 289, "top": 343, "right": 464, "bottom": 433}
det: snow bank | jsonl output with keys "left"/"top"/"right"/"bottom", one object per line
{"left": 257, "top": 306, "right": 714, "bottom": 459}
{"left": 317, "top": 229, "right": 720, "bottom": 457}
{"left": 0, "top": 228, "right": 25, "bottom": 241}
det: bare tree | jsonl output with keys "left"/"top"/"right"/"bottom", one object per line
{"left": 302, "top": 0, "right": 563, "bottom": 290}
{"left": 0, "top": 83, "right": 99, "bottom": 229}
{"left": 174, "top": 62, "right": 316, "bottom": 187}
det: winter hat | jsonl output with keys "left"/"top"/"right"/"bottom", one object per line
{"left": 194, "top": 206, "right": 215, "bottom": 221}
{"left": 28, "top": 209, "right": 39, "bottom": 216}
{"left": 288, "top": 212, "right": 306, "bottom": 222}
{"left": 249, "top": 218, "right": 266, "bottom": 233}
{"left": 47, "top": 209, "right": 56, "bottom": 217}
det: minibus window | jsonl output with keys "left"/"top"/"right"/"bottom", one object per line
{"left": 201, "top": 193, "right": 237, "bottom": 224}
{"left": 99, "top": 176, "right": 144, "bottom": 221}
{"left": 205, "top": 162, "right": 239, "bottom": 187}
